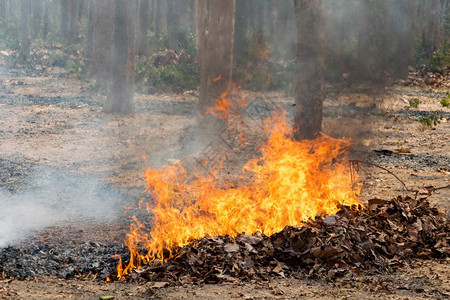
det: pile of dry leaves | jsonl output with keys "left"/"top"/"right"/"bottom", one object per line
{"left": 397, "top": 66, "right": 450, "bottom": 88}
{"left": 124, "top": 196, "right": 449, "bottom": 284}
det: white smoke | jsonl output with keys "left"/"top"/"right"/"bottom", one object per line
{"left": 0, "top": 167, "right": 123, "bottom": 247}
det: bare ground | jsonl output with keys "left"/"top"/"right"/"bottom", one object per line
{"left": 0, "top": 62, "right": 449, "bottom": 299}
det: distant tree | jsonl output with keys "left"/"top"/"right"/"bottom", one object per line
{"left": 32, "top": 0, "right": 42, "bottom": 39}
{"left": 167, "top": 0, "right": 180, "bottom": 51}
{"left": 60, "top": 0, "right": 69, "bottom": 37}
{"left": 42, "top": 1, "right": 50, "bottom": 40}
{"left": 420, "top": 0, "right": 443, "bottom": 61}
{"left": 86, "top": 0, "right": 94, "bottom": 60}
{"left": 393, "top": 0, "right": 418, "bottom": 78}
{"left": 234, "top": 0, "right": 249, "bottom": 61}
{"left": 104, "top": 0, "right": 136, "bottom": 114}
{"left": 196, "top": 0, "right": 236, "bottom": 115}
{"left": 154, "top": 0, "right": 164, "bottom": 41}
{"left": 67, "top": 0, "right": 81, "bottom": 44}
{"left": 355, "top": 0, "right": 390, "bottom": 84}
{"left": 0, "top": 0, "right": 5, "bottom": 19}
{"left": 19, "top": 0, "right": 31, "bottom": 61}
{"left": 88, "top": 0, "right": 114, "bottom": 88}
{"left": 137, "top": 0, "right": 150, "bottom": 56}
{"left": 293, "top": 0, "right": 324, "bottom": 140}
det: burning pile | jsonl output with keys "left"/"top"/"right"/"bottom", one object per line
{"left": 123, "top": 196, "right": 449, "bottom": 284}
{"left": 115, "top": 105, "right": 363, "bottom": 279}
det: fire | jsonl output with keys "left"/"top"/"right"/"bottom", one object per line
{"left": 115, "top": 101, "right": 361, "bottom": 278}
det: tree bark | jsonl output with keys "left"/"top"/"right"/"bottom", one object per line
{"left": 86, "top": 0, "right": 94, "bottom": 60}
{"left": 234, "top": 0, "right": 249, "bottom": 61}
{"left": 167, "top": 0, "right": 179, "bottom": 51}
{"left": 19, "top": 0, "right": 31, "bottom": 61}
{"left": 32, "top": 0, "right": 42, "bottom": 39}
{"left": 393, "top": 0, "right": 418, "bottom": 79}
{"left": 104, "top": 0, "right": 136, "bottom": 114}
{"left": 197, "top": 0, "right": 236, "bottom": 115}
{"left": 67, "top": 0, "right": 79, "bottom": 44}
{"left": 88, "top": 0, "right": 114, "bottom": 88}
{"left": 137, "top": 0, "right": 150, "bottom": 56}
{"left": 42, "top": 1, "right": 50, "bottom": 40}
{"left": 422, "top": 0, "right": 443, "bottom": 60}
{"left": 293, "top": 0, "right": 324, "bottom": 140}
{"left": 0, "top": 0, "right": 6, "bottom": 19}
{"left": 155, "top": 0, "right": 163, "bottom": 40}
{"left": 60, "top": 0, "right": 69, "bottom": 37}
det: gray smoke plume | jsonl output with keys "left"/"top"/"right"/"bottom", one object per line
{"left": 0, "top": 167, "right": 123, "bottom": 247}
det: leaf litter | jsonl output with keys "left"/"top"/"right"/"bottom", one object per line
{"left": 119, "top": 195, "right": 449, "bottom": 285}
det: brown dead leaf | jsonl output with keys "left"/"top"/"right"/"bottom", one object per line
{"left": 224, "top": 243, "right": 240, "bottom": 253}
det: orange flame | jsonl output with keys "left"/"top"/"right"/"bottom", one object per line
{"left": 115, "top": 107, "right": 361, "bottom": 278}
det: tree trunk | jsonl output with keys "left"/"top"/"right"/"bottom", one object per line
{"left": 42, "top": 1, "right": 50, "bottom": 40}
{"left": 32, "top": 0, "right": 42, "bottom": 39}
{"left": 104, "top": 0, "right": 136, "bottom": 114}
{"left": 86, "top": 0, "right": 94, "bottom": 60}
{"left": 234, "top": 0, "right": 249, "bottom": 61}
{"left": 155, "top": 0, "right": 162, "bottom": 40}
{"left": 167, "top": 0, "right": 179, "bottom": 51}
{"left": 60, "top": 0, "right": 69, "bottom": 37}
{"left": 19, "top": 0, "right": 31, "bottom": 61}
{"left": 67, "top": 0, "right": 79, "bottom": 44}
{"left": 423, "top": 0, "right": 443, "bottom": 60}
{"left": 0, "top": 0, "right": 6, "bottom": 19}
{"left": 197, "top": 0, "right": 236, "bottom": 115}
{"left": 89, "top": 0, "right": 114, "bottom": 88}
{"left": 293, "top": 0, "right": 324, "bottom": 140}
{"left": 137, "top": 0, "right": 150, "bottom": 56}
{"left": 393, "top": 0, "right": 418, "bottom": 79}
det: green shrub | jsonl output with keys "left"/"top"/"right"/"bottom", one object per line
{"left": 419, "top": 114, "right": 441, "bottom": 129}
{"left": 441, "top": 95, "right": 450, "bottom": 107}
{"left": 135, "top": 56, "right": 198, "bottom": 93}
{"left": 409, "top": 98, "right": 420, "bottom": 108}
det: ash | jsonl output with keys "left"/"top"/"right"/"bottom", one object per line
{"left": 0, "top": 241, "right": 128, "bottom": 280}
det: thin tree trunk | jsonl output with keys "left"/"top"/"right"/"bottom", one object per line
{"left": 104, "top": 0, "right": 136, "bottom": 114}
{"left": 137, "top": 0, "right": 150, "bottom": 56}
{"left": 86, "top": 0, "right": 94, "bottom": 60}
{"left": 155, "top": 0, "right": 162, "bottom": 40}
{"left": 60, "top": 0, "right": 69, "bottom": 37}
{"left": 423, "top": 0, "right": 443, "bottom": 60}
{"left": 42, "top": 1, "right": 50, "bottom": 40}
{"left": 67, "top": 0, "right": 79, "bottom": 44}
{"left": 32, "top": 0, "right": 42, "bottom": 39}
{"left": 89, "top": 0, "right": 114, "bottom": 88}
{"left": 293, "top": 0, "right": 324, "bottom": 140}
{"left": 234, "top": 0, "right": 249, "bottom": 61}
{"left": 167, "top": 0, "right": 179, "bottom": 51}
{"left": 19, "top": 0, "right": 31, "bottom": 61}
{"left": 197, "top": 0, "right": 236, "bottom": 115}
{"left": 394, "top": 0, "right": 418, "bottom": 78}
{"left": 0, "top": 0, "right": 6, "bottom": 19}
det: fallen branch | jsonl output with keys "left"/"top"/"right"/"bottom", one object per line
{"left": 350, "top": 160, "right": 450, "bottom": 198}
{"left": 350, "top": 159, "right": 409, "bottom": 192}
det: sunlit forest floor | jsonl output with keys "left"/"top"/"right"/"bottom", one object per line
{"left": 0, "top": 59, "right": 449, "bottom": 298}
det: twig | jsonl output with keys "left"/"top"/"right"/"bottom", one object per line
{"left": 350, "top": 160, "right": 450, "bottom": 197}
{"left": 349, "top": 159, "right": 409, "bottom": 192}
{"left": 428, "top": 184, "right": 450, "bottom": 192}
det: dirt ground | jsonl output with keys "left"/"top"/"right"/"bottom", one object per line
{"left": 0, "top": 61, "right": 449, "bottom": 299}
